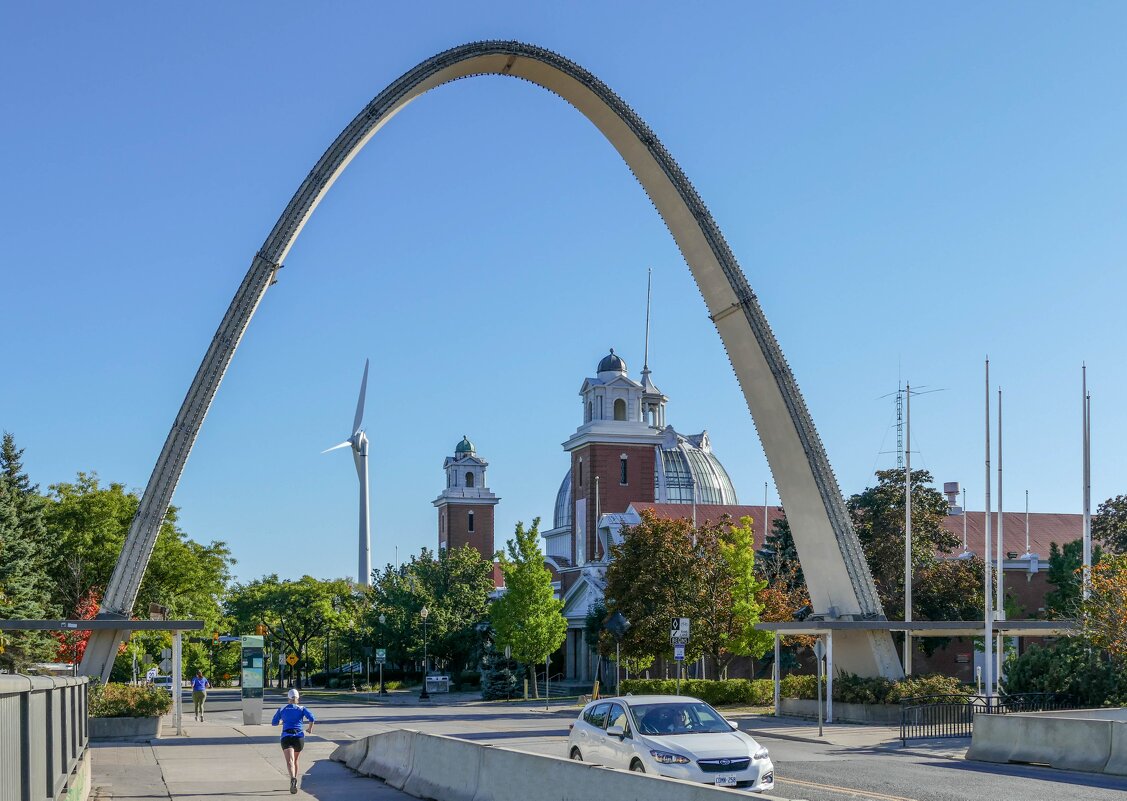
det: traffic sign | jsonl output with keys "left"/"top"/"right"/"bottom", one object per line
{"left": 813, "top": 639, "right": 825, "bottom": 661}
{"left": 673, "top": 644, "right": 685, "bottom": 661}
{"left": 159, "top": 659, "right": 172, "bottom": 672}
{"left": 670, "top": 617, "right": 690, "bottom": 644}
{"left": 375, "top": 648, "right": 386, "bottom": 665}
{"left": 219, "top": 635, "right": 241, "bottom": 643}
{"left": 145, "top": 667, "right": 158, "bottom": 681}
{"left": 286, "top": 653, "right": 298, "bottom": 666}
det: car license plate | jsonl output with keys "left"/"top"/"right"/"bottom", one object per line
{"left": 714, "top": 775, "right": 738, "bottom": 787}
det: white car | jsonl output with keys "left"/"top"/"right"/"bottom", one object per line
{"left": 567, "top": 695, "right": 774, "bottom": 793}
{"left": 150, "top": 675, "right": 175, "bottom": 695}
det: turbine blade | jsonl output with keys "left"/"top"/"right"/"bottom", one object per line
{"left": 321, "top": 441, "right": 352, "bottom": 454}
{"left": 352, "top": 358, "right": 369, "bottom": 436}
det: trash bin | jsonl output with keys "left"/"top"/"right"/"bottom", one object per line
{"left": 425, "top": 675, "right": 451, "bottom": 694}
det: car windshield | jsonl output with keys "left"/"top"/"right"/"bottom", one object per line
{"left": 631, "top": 702, "right": 732, "bottom": 735}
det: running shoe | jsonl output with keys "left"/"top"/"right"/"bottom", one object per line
{"left": 290, "top": 777, "right": 297, "bottom": 794}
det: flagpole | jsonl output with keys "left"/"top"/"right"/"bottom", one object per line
{"left": 983, "top": 358, "right": 994, "bottom": 700}
{"left": 904, "top": 383, "right": 913, "bottom": 674}
{"left": 1082, "top": 365, "right": 1091, "bottom": 601}
{"left": 996, "top": 387, "right": 1004, "bottom": 686}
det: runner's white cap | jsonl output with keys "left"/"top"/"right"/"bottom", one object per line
{"left": 287, "top": 688, "right": 300, "bottom": 702}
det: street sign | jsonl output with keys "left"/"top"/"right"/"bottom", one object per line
{"left": 286, "top": 653, "right": 298, "bottom": 666}
{"left": 160, "top": 648, "right": 172, "bottom": 660}
{"left": 813, "top": 639, "right": 825, "bottom": 661}
{"left": 145, "top": 667, "right": 158, "bottom": 681}
{"left": 673, "top": 644, "right": 685, "bottom": 661}
{"left": 159, "top": 659, "right": 172, "bottom": 673}
{"left": 670, "top": 617, "right": 690, "bottom": 644}
{"left": 219, "top": 635, "right": 242, "bottom": 643}
{"left": 375, "top": 648, "right": 386, "bottom": 665}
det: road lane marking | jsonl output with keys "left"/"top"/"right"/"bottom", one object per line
{"left": 777, "top": 775, "right": 920, "bottom": 801}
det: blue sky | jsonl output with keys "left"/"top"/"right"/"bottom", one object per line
{"left": 2, "top": 3, "right": 1124, "bottom": 585}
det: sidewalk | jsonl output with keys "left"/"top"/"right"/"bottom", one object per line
{"left": 738, "top": 713, "right": 969, "bottom": 759}
{"left": 89, "top": 718, "right": 410, "bottom": 800}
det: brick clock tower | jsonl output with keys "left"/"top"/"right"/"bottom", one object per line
{"left": 433, "top": 436, "right": 500, "bottom": 583}
{"left": 563, "top": 350, "right": 667, "bottom": 565}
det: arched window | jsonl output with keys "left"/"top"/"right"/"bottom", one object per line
{"left": 620, "top": 455, "right": 628, "bottom": 485}
{"left": 613, "top": 398, "right": 626, "bottom": 421}
{"left": 465, "top": 471, "right": 475, "bottom": 488}
{"left": 597, "top": 397, "right": 604, "bottom": 419}
{"left": 578, "top": 458, "right": 584, "bottom": 488}
{"left": 586, "top": 400, "right": 592, "bottom": 423}
{"left": 468, "top": 511, "right": 475, "bottom": 532}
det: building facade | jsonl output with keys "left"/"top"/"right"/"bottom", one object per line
{"left": 433, "top": 435, "right": 502, "bottom": 586}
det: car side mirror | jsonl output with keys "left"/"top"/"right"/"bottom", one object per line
{"left": 728, "top": 720, "right": 739, "bottom": 731}
{"left": 606, "top": 725, "right": 625, "bottom": 739}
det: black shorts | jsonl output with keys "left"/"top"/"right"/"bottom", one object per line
{"left": 280, "top": 735, "right": 304, "bottom": 752}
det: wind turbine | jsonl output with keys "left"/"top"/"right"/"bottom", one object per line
{"left": 323, "top": 359, "right": 371, "bottom": 587}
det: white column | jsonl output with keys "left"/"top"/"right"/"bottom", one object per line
{"left": 984, "top": 358, "right": 994, "bottom": 699}
{"left": 773, "top": 632, "right": 780, "bottom": 718}
{"left": 826, "top": 631, "right": 834, "bottom": 724}
{"left": 172, "top": 630, "right": 183, "bottom": 736}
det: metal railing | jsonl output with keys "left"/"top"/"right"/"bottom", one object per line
{"left": 0, "top": 675, "right": 88, "bottom": 801}
{"left": 900, "top": 692, "right": 1074, "bottom": 746}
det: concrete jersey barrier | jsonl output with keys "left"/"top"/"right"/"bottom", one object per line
{"left": 968, "top": 708, "right": 1127, "bottom": 775}
{"left": 332, "top": 728, "right": 795, "bottom": 801}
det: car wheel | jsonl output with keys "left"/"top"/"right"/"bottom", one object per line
{"left": 570, "top": 748, "right": 583, "bottom": 762}
{"left": 629, "top": 760, "right": 645, "bottom": 773}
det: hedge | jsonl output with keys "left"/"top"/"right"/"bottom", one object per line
{"left": 89, "top": 682, "right": 173, "bottom": 718}
{"left": 619, "top": 678, "right": 774, "bottom": 706}
{"left": 780, "top": 672, "right": 967, "bottom": 704}
{"left": 619, "top": 673, "right": 968, "bottom": 707}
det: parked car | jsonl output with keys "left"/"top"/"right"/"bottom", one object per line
{"left": 567, "top": 695, "right": 774, "bottom": 793}
{"left": 150, "top": 675, "right": 175, "bottom": 695}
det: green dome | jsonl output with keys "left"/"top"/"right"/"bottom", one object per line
{"left": 455, "top": 435, "right": 475, "bottom": 454}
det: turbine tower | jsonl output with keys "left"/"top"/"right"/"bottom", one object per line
{"left": 324, "top": 359, "right": 371, "bottom": 587}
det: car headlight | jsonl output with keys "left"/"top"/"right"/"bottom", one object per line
{"left": 752, "top": 747, "right": 769, "bottom": 760}
{"left": 648, "top": 749, "right": 691, "bottom": 764}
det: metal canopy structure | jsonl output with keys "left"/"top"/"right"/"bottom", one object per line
{"left": 754, "top": 619, "right": 1077, "bottom": 638}
{"left": 755, "top": 619, "right": 1076, "bottom": 723}
{"left": 83, "top": 40, "right": 902, "bottom": 681}
{"left": 0, "top": 620, "right": 204, "bottom": 631}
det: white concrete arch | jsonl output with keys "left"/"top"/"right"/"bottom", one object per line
{"left": 82, "top": 41, "right": 901, "bottom": 680}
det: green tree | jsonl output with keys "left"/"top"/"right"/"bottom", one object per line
{"left": 226, "top": 575, "right": 354, "bottom": 687}
{"left": 1045, "top": 538, "right": 1102, "bottom": 617}
{"left": 604, "top": 511, "right": 771, "bottom": 676}
{"left": 489, "top": 519, "right": 566, "bottom": 698}
{"left": 760, "top": 511, "right": 805, "bottom": 592}
{"left": 848, "top": 469, "right": 984, "bottom": 658}
{"left": 717, "top": 516, "right": 772, "bottom": 670}
{"left": 604, "top": 511, "right": 704, "bottom": 667}
{"left": 0, "top": 433, "right": 56, "bottom": 670}
{"left": 1093, "top": 495, "right": 1127, "bottom": 554}
{"left": 41, "top": 473, "right": 233, "bottom": 628}
{"left": 369, "top": 545, "right": 493, "bottom": 677}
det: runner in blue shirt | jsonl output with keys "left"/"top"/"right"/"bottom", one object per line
{"left": 191, "top": 671, "right": 211, "bottom": 721}
{"left": 272, "top": 688, "right": 316, "bottom": 794}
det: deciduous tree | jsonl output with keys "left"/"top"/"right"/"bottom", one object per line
{"left": 1093, "top": 495, "right": 1127, "bottom": 554}
{"left": 489, "top": 519, "right": 566, "bottom": 698}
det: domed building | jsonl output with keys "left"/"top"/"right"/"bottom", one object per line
{"left": 540, "top": 350, "right": 768, "bottom": 681}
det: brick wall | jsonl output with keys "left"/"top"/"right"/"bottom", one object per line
{"left": 440, "top": 503, "right": 496, "bottom": 562}
{"left": 571, "top": 443, "right": 656, "bottom": 561}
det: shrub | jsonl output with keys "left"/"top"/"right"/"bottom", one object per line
{"left": 1005, "top": 638, "right": 1126, "bottom": 707}
{"left": 780, "top": 673, "right": 819, "bottom": 700}
{"left": 89, "top": 682, "right": 173, "bottom": 718}
{"left": 832, "top": 672, "right": 894, "bottom": 705}
{"left": 885, "top": 674, "right": 967, "bottom": 703}
{"left": 383, "top": 680, "right": 402, "bottom": 692}
{"left": 618, "top": 679, "right": 774, "bottom": 706}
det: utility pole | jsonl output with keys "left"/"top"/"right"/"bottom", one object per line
{"left": 904, "top": 383, "right": 912, "bottom": 674}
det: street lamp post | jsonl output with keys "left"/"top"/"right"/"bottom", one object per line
{"left": 378, "top": 614, "right": 388, "bottom": 695}
{"left": 349, "top": 623, "right": 356, "bottom": 692}
{"left": 419, "top": 606, "right": 430, "bottom": 700}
